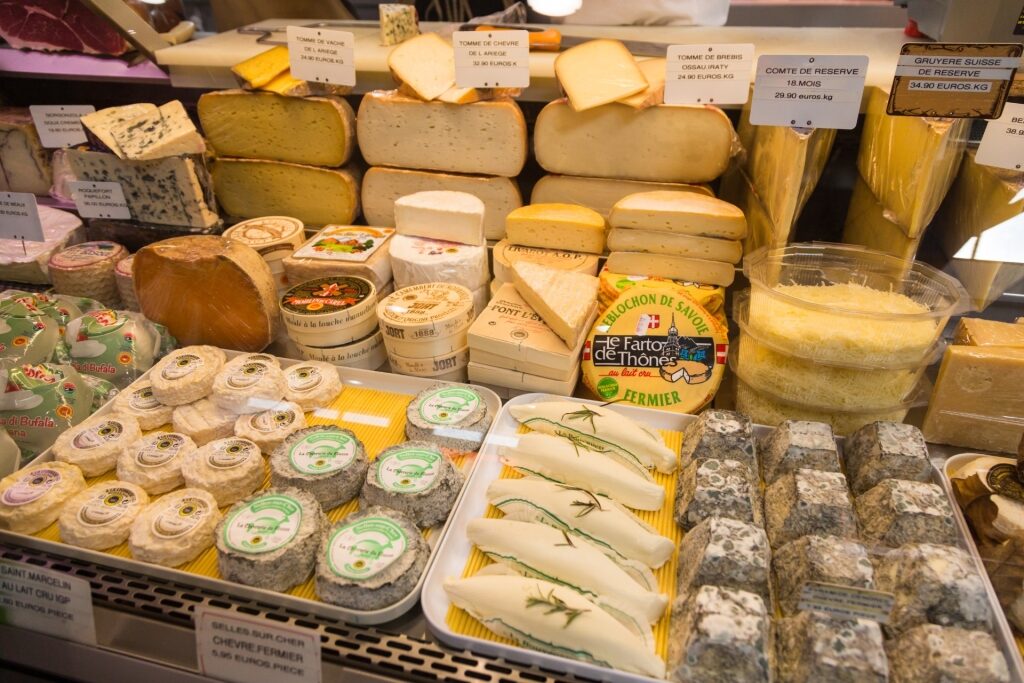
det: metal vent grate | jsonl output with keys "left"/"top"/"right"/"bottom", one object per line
{"left": 0, "top": 541, "right": 600, "bottom": 683}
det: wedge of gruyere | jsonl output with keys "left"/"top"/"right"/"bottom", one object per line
{"left": 857, "top": 86, "right": 968, "bottom": 237}
{"left": 619, "top": 57, "right": 667, "bottom": 109}
{"left": 198, "top": 90, "right": 355, "bottom": 167}
{"left": 531, "top": 175, "right": 712, "bottom": 218}
{"left": 607, "top": 228, "right": 741, "bottom": 264}
{"left": 212, "top": 158, "right": 359, "bottom": 227}
{"left": 134, "top": 236, "right": 279, "bottom": 351}
{"left": 534, "top": 100, "right": 734, "bottom": 184}
{"left": 923, "top": 345, "right": 1024, "bottom": 454}
{"left": 609, "top": 191, "right": 747, "bottom": 240}
{"left": 605, "top": 252, "right": 735, "bottom": 287}
{"left": 394, "top": 190, "right": 485, "bottom": 245}
{"left": 934, "top": 149, "right": 1024, "bottom": 310}
{"left": 357, "top": 91, "right": 527, "bottom": 177}
{"left": 953, "top": 318, "right": 1024, "bottom": 348}
{"left": 555, "top": 39, "right": 647, "bottom": 112}
{"left": 386, "top": 33, "right": 455, "bottom": 101}
{"left": 511, "top": 261, "right": 598, "bottom": 349}
{"left": 505, "top": 203, "right": 607, "bottom": 254}
{"left": 842, "top": 175, "right": 922, "bottom": 263}
{"left": 362, "top": 167, "right": 521, "bottom": 241}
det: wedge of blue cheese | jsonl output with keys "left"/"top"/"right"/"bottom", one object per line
{"left": 676, "top": 517, "right": 771, "bottom": 604}
{"left": 270, "top": 426, "right": 368, "bottom": 509}
{"left": 360, "top": 441, "right": 462, "bottom": 528}
{"left": 80, "top": 103, "right": 158, "bottom": 156}
{"left": 379, "top": 4, "right": 419, "bottom": 46}
{"left": 0, "top": 108, "right": 52, "bottom": 195}
{"left": 108, "top": 100, "right": 206, "bottom": 161}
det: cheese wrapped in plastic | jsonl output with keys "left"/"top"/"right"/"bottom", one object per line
{"left": 843, "top": 174, "right": 923, "bottom": 263}
{"left": 64, "top": 309, "right": 175, "bottom": 389}
{"left": 0, "top": 363, "right": 95, "bottom": 460}
{"left": 0, "top": 206, "right": 83, "bottom": 285}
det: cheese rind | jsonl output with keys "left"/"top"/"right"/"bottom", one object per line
{"left": 505, "top": 203, "right": 607, "bottom": 255}
{"left": 492, "top": 240, "right": 599, "bottom": 282}
{"left": 109, "top": 100, "right": 206, "bottom": 161}
{"left": 609, "top": 191, "right": 747, "bottom": 240}
{"left": 555, "top": 39, "right": 647, "bottom": 112}
{"left": 511, "top": 261, "right": 598, "bottom": 349}
{"left": 606, "top": 252, "right": 735, "bottom": 287}
{"left": 531, "top": 174, "right": 713, "bottom": 218}
{"left": 386, "top": 33, "right": 455, "bottom": 101}
{"left": 619, "top": 58, "right": 666, "bottom": 109}
{"left": 357, "top": 91, "right": 527, "bottom": 177}
{"left": 212, "top": 158, "right": 359, "bottom": 227}
{"left": 534, "top": 100, "right": 734, "bottom": 183}
{"left": 0, "top": 107, "right": 52, "bottom": 195}
{"left": 362, "top": 167, "right": 521, "bottom": 241}
{"left": 394, "top": 190, "right": 485, "bottom": 246}
{"left": 198, "top": 90, "right": 355, "bottom": 167}
{"left": 607, "top": 228, "right": 741, "bottom": 263}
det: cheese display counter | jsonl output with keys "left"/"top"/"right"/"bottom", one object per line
{"left": 1, "top": 4, "right": 1024, "bottom": 683}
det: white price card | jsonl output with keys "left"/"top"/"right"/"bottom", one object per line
{"left": 453, "top": 30, "right": 530, "bottom": 88}
{"left": 29, "top": 105, "right": 94, "bottom": 148}
{"left": 195, "top": 606, "right": 321, "bottom": 683}
{"left": 0, "top": 192, "right": 45, "bottom": 242}
{"left": 69, "top": 181, "right": 131, "bottom": 220}
{"left": 798, "top": 582, "right": 895, "bottom": 623}
{"left": 664, "top": 44, "right": 754, "bottom": 105}
{"left": 977, "top": 102, "right": 1024, "bottom": 171}
{"left": 750, "top": 54, "right": 868, "bottom": 130}
{"left": 286, "top": 26, "right": 356, "bottom": 87}
{"left": 0, "top": 560, "right": 97, "bottom": 645}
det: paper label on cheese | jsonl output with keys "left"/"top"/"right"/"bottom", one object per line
{"left": 281, "top": 277, "right": 374, "bottom": 319}
{"left": 289, "top": 432, "right": 357, "bottom": 475}
{"left": 152, "top": 496, "right": 210, "bottom": 539}
{"left": 222, "top": 494, "right": 302, "bottom": 554}
{"left": 375, "top": 448, "right": 441, "bottom": 493}
{"left": 598, "top": 269, "right": 725, "bottom": 313}
{"left": 127, "top": 385, "right": 161, "bottom": 412}
{"left": 293, "top": 226, "right": 394, "bottom": 264}
{"left": 72, "top": 419, "right": 124, "bottom": 449}
{"left": 285, "top": 365, "right": 328, "bottom": 395}
{"left": 224, "top": 217, "right": 304, "bottom": 257}
{"left": 0, "top": 469, "right": 62, "bottom": 506}
{"left": 327, "top": 517, "right": 408, "bottom": 580}
{"left": 77, "top": 486, "right": 137, "bottom": 527}
{"left": 583, "top": 282, "right": 728, "bottom": 413}
{"left": 417, "top": 386, "right": 481, "bottom": 425}
{"left": 162, "top": 353, "right": 204, "bottom": 380}
{"left": 136, "top": 434, "right": 187, "bottom": 468}
{"left": 50, "top": 241, "right": 122, "bottom": 269}
{"left": 493, "top": 240, "right": 597, "bottom": 275}
{"left": 208, "top": 439, "right": 257, "bottom": 469}
{"left": 247, "top": 408, "right": 301, "bottom": 434}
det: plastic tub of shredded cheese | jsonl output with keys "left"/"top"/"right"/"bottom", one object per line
{"left": 743, "top": 243, "right": 969, "bottom": 366}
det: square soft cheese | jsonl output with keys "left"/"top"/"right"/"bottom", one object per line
{"left": 887, "top": 625, "right": 1009, "bottom": 683}
{"left": 668, "top": 585, "right": 772, "bottom": 683}
{"left": 844, "top": 421, "right": 931, "bottom": 494}
{"left": 855, "top": 479, "right": 957, "bottom": 548}
{"left": 394, "top": 190, "right": 486, "bottom": 246}
{"left": 772, "top": 534, "right": 875, "bottom": 616}
{"left": 764, "top": 469, "right": 858, "bottom": 548}
{"left": 676, "top": 516, "right": 771, "bottom": 604}
{"left": 674, "top": 458, "right": 762, "bottom": 530}
{"left": 758, "top": 420, "right": 840, "bottom": 484}
{"left": 777, "top": 611, "right": 889, "bottom": 683}
{"left": 679, "top": 409, "right": 756, "bottom": 470}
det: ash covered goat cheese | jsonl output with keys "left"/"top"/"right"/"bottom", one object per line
{"left": 772, "top": 534, "right": 875, "bottom": 616}
{"left": 886, "top": 624, "right": 1009, "bottom": 683}
{"left": 855, "top": 479, "right": 957, "bottom": 548}
{"left": 675, "top": 458, "right": 761, "bottom": 530}
{"left": 678, "top": 409, "right": 756, "bottom": 471}
{"left": 764, "top": 468, "right": 858, "bottom": 548}
{"left": 758, "top": 419, "right": 840, "bottom": 484}
{"left": 360, "top": 441, "right": 463, "bottom": 528}
{"left": 405, "top": 384, "right": 491, "bottom": 452}
{"left": 844, "top": 421, "right": 931, "bottom": 494}
{"left": 776, "top": 610, "right": 889, "bottom": 683}
{"left": 676, "top": 516, "right": 771, "bottom": 604}
{"left": 270, "top": 426, "right": 368, "bottom": 509}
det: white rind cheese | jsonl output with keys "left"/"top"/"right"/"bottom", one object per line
{"left": 283, "top": 362, "right": 343, "bottom": 412}
{"left": 172, "top": 397, "right": 238, "bottom": 446}
{"left": 389, "top": 235, "right": 489, "bottom": 291}
{"left": 210, "top": 353, "right": 287, "bottom": 414}
{"left": 234, "top": 401, "right": 307, "bottom": 453}
{"left": 150, "top": 346, "right": 226, "bottom": 406}
{"left": 182, "top": 437, "right": 266, "bottom": 507}
{"left": 129, "top": 488, "right": 222, "bottom": 567}
{"left": 394, "top": 190, "right": 486, "bottom": 246}
{"left": 52, "top": 413, "right": 142, "bottom": 477}
{"left": 117, "top": 432, "right": 196, "bottom": 494}
{"left": 0, "top": 461, "right": 86, "bottom": 534}
{"left": 58, "top": 481, "right": 149, "bottom": 550}
{"left": 511, "top": 261, "right": 598, "bottom": 349}
{"left": 360, "top": 440, "right": 464, "bottom": 527}
{"left": 112, "top": 381, "right": 173, "bottom": 430}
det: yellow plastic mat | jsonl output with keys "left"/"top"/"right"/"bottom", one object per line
{"left": 445, "top": 426, "right": 684, "bottom": 661}
{"left": 30, "top": 386, "right": 472, "bottom": 604}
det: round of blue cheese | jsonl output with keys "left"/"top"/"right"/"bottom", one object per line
{"left": 270, "top": 426, "right": 368, "bottom": 509}
{"left": 129, "top": 487, "right": 222, "bottom": 567}
{"left": 117, "top": 431, "right": 197, "bottom": 494}
{"left": 359, "top": 441, "right": 463, "bottom": 528}
{"left": 210, "top": 353, "right": 287, "bottom": 414}
{"left": 215, "top": 487, "right": 325, "bottom": 592}
{"left": 181, "top": 437, "right": 266, "bottom": 507}
{"left": 315, "top": 505, "right": 428, "bottom": 611}
{"left": 58, "top": 480, "right": 150, "bottom": 550}
{"left": 404, "top": 383, "right": 490, "bottom": 452}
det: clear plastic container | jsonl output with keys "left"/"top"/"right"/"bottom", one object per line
{"left": 732, "top": 294, "right": 941, "bottom": 412}
{"left": 743, "top": 243, "right": 970, "bottom": 366}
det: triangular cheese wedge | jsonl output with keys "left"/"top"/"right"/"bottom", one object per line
{"left": 555, "top": 39, "right": 647, "bottom": 112}
{"left": 619, "top": 58, "right": 666, "bottom": 109}
{"left": 387, "top": 33, "right": 455, "bottom": 101}
{"left": 512, "top": 261, "right": 598, "bottom": 348}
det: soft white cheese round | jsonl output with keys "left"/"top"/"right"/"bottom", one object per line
{"left": 117, "top": 432, "right": 197, "bottom": 494}
{"left": 59, "top": 480, "right": 149, "bottom": 550}
{"left": 129, "top": 488, "right": 222, "bottom": 567}
{"left": 283, "top": 362, "right": 343, "bottom": 412}
{"left": 150, "top": 346, "right": 226, "bottom": 406}
{"left": 182, "top": 437, "right": 266, "bottom": 507}
{"left": 52, "top": 413, "right": 142, "bottom": 477}
{"left": 389, "top": 235, "right": 489, "bottom": 291}
{"left": 172, "top": 397, "right": 238, "bottom": 446}
{"left": 0, "top": 461, "right": 86, "bottom": 534}
{"left": 210, "top": 353, "right": 287, "bottom": 414}
{"left": 113, "top": 380, "right": 174, "bottom": 430}
{"left": 234, "top": 401, "right": 308, "bottom": 453}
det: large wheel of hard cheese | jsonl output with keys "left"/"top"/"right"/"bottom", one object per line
{"left": 134, "top": 236, "right": 279, "bottom": 352}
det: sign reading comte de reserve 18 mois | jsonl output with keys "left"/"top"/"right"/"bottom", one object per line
{"left": 750, "top": 54, "right": 868, "bottom": 130}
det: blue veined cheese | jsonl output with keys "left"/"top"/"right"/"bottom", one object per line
{"left": 676, "top": 517, "right": 771, "bottom": 604}
{"left": 855, "top": 479, "right": 957, "bottom": 548}
{"left": 109, "top": 100, "right": 206, "bottom": 161}
{"left": 675, "top": 457, "right": 762, "bottom": 530}
{"left": 758, "top": 419, "right": 840, "bottom": 485}
{"left": 888, "top": 625, "right": 1009, "bottom": 683}
{"left": 772, "top": 534, "right": 875, "bottom": 616}
{"left": 80, "top": 103, "right": 158, "bottom": 156}
{"left": 65, "top": 149, "right": 219, "bottom": 229}
{"left": 0, "top": 107, "right": 51, "bottom": 195}
{"left": 379, "top": 4, "right": 419, "bottom": 46}
{"left": 764, "top": 469, "right": 858, "bottom": 549}
{"left": 777, "top": 611, "right": 888, "bottom": 683}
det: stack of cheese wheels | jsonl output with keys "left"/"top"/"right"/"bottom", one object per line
{"left": 48, "top": 240, "right": 128, "bottom": 307}
{"left": 114, "top": 254, "right": 138, "bottom": 311}
{"left": 605, "top": 191, "right": 747, "bottom": 289}
{"left": 356, "top": 33, "right": 527, "bottom": 241}
{"left": 530, "top": 39, "right": 736, "bottom": 218}
{"left": 198, "top": 88, "right": 360, "bottom": 227}
{"left": 388, "top": 190, "right": 491, "bottom": 317}
{"left": 377, "top": 282, "right": 475, "bottom": 381}
{"left": 497, "top": 203, "right": 604, "bottom": 291}
{"left": 280, "top": 276, "right": 386, "bottom": 370}
{"left": 223, "top": 216, "right": 306, "bottom": 295}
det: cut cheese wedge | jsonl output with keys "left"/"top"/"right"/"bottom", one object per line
{"left": 607, "top": 228, "right": 742, "bottom": 263}
{"left": 232, "top": 45, "right": 289, "bottom": 89}
{"left": 511, "top": 261, "right": 598, "bottom": 349}
{"left": 387, "top": 33, "right": 455, "bottom": 101}
{"left": 619, "top": 58, "right": 666, "bottom": 109}
{"left": 605, "top": 251, "right": 735, "bottom": 287}
{"left": 80, "top": 103, "right": 157, "bottom": 157}
{"left": 555, "top": 39, "right": 647, "bottom": 112}
{"left": 466, "top": 518, "right": 668, "bottom": 627}
{"left": 534, "top": 100, "right": 734, "bottom": 183}
{"left": 109, "top": 100, "right": 206, "bottom": 161}
{"left": 445, "top": 575, "right": 666, "bottom": 678}
{"left": 531, "top": 174, "right": 713, "bottom": 218}
{"left": 609, "top": 191, "right": 747, "bottom": 239}
{"left": 505, "top": 203, "right": 607, "bottom": 254}
{"left": 260, "top": 71, "right": 352, "bottom": 97}
{"left": 501, "top": 432, "right": 665, "bottom": 510}
{"left": 508, "top": 399, "right": 676, "bottom": 474}
{"left": 486, "top": 477, "right": 674, "bottom": 568}
{"left": 842, "top": 174, "right": 922, "bottom": 262}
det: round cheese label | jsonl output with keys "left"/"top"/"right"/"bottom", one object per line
{"left": 583, "top": 282, "right": 728, "bottom": 414}
{"left": 286, "top": 365, "right": 326, "bottom": 394}
{"left": 598, "top": 268, "right": 725, "bottom": 314}
{"left": 280, "top": 277, "right": 374, "bottom": 319}
{"left": 289, "top": 431, "right": 357, "bottom": 475}
{"left": 77, "top": 486, "right": 138, "bottom": 526}
{"left": 247, "top": 407, "right": 301, "bottom": 434}
{"left": 375, "top": 447, "right": 442, "bottom": 493}
{"left": 127, "top": 384, "right": 162, "bottom": 412}
{"left": 377, "top": 283, "right": 474, "bottom": 341}
{"left": 327, "top": 517, "right": 409, "bottom": 580}
{"left": 1, "top": 468, "right": 62, "bottom": 507}
{"left": 222, "top": 493, "right": 302, "bottom": 554}
{"left": 224, "top": 216, "right": 304, "bottom": 252}
{"left": 225, "top": 361, "right": 270, "bottom": 390}
{"left": 162, "top": 352, "right": 203, "bottom": 380}
{"left": 136, "top": 433, "right": 187, "bottom": 468}
{"left": 416, "top": 386, "right": 481, "bottom": 426}
{"left": 72, "top": 419, "right": 125, "bottom": 450}
{"left": 208, "top": 439, "right": 257, "bottom": 469}
{"left": 152, "top": 496, "right": 209, "bottom": 539}
{"left": 49, "top": 241, "right": 124, "bottom": 270}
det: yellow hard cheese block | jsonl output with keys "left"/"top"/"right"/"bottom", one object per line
{"left": 717, "top": 167, "right": 777, "bottom": 254}
{"left": 842, "top": 174, "right": 922, "bottom": 262}
{"left": 511, "top": 261, "right": 598, "bottom": 349}
{"left": 555, "top": 39, "right": 647, "bottom": 112}
{"left": 583, "top": 282, "right": 728, "bottom": 413}
{"left": 212, "top": 158, "right": 360, "bottom": 227}
{"left": 198, "top": 90, "right": 355, "bottom": 167}
{"left": 505, "top": 203, "right": 607, "bottom": 255}
{"left": 387, "top": 33, "right": 455, "bottom": 101}
{"left": 857, "top": 87, "right": 968, "bottom": 237}
{"left": 923, "top": 345, "right": 1024, "bottom": 454}
{"left": 953, "top": 318, "right": 1024, "bottom": 348}
{"left": 597, "top": 267, "right": 725, "bottom": 317}
{"left": 609, "top": 191, "right": 747, "bottom": 240}
{"left": 531, "top": 174, "right": 712, "bottom": 218}
{"left": 231, "top": 45, "right": 288, "bottom": 88}
{"left": 605, "top": 252, "right": 735, "bottom": 287}
{"left": 606, "top": 228, "right": 741, "bottom": 263}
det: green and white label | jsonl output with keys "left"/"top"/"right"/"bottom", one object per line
{"left": 375, "top": 448, "right": 441, "bottom": 493}
{"left": 223, "top": 494, "right": 302, "bottom": 554}
{"left": 289, "top": 432, "right": 356, "bottom": 475}
{"left": 417, "top": 387, "right": 480, "bottom": 425}
{"left": 327, "top": 517, "right": 408, "bottom": 580}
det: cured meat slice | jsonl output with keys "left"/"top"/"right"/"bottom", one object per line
{"left": 0, "top": 1, "right": 129, "bottom": 56}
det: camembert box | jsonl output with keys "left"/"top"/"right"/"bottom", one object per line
{"left": 283, "top": 225, "right": 395, "bottom": 291}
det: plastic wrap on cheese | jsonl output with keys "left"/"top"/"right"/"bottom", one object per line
{"left": 63, "top": 309, "right": 174, "bottom": 389}
{"left": 0, "top": 363, "right": 95, "bottom": 462}
{"left": 0, "top": 206, "right": 84, "bottom": 285}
